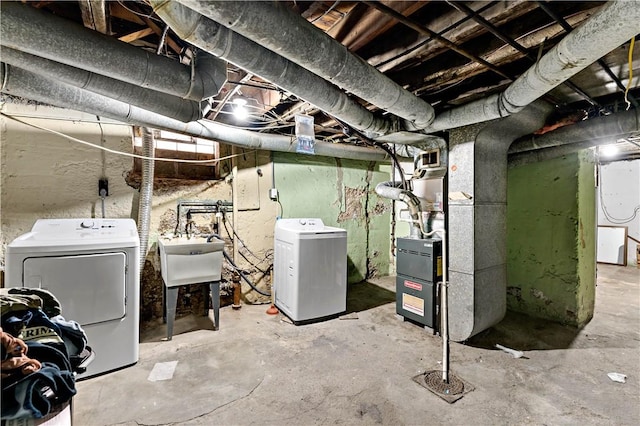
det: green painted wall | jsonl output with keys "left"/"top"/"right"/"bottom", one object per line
{"left": 273, "top": 153, "right": 392, "bottom": 283}
{"left": 507, "top": 151, "right": 596, "bottom": 326}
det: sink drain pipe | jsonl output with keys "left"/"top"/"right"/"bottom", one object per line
{"left": 207, "top": 234, "right": 271, "bottom": 297}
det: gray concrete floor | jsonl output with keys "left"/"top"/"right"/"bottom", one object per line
{"left": 75, "top": 264, "right": 640, "bottom": 425}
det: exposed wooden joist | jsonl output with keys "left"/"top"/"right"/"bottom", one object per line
{"left": 118, "top": 27, "right": 155, "bottom": 43}
{"left": 138, "top": 15, "right": 182, "bottom": 55}
{"left": 368, "top": 1, "right": 539, "bottom": 73}
{"left": 79, "top": 0, "right": 109, "bottom": 34}
{"left": 341, "top": 1, "right": 428, "bottom": 52}
{"left": 109, "top": 2, "right": 145, "bottom": 25}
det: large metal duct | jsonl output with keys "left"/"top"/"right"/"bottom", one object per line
{"left": 150, "top": 0, "right": 391, "bottom": 137}
{"left": 1, "top": 48, "right": 201, "bottom": 123}
{"left": 0, "top": 64, "right": 391, "bottom": 163}
{"left": 422, "top": 0, "right": 640, "bottom": 133}
{"left": 446, "top": 101, "right": 555, "bottom": 342}
{"left": 508, "top": 109, "right": 640, "bottom": 155}
{"left": 508, "top": 109, "right": 640, "bottom": 166}
{"left": 176, "top": 0, "right": 436, "bottom": 130}
{"left": 0, "top": 1, "right": 226, "bottom": 102}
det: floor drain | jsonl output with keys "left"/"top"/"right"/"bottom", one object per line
{"left": 412, "top": 370, "right": 474, "bottom": 403}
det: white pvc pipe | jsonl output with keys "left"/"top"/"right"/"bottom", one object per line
{"left": 422, "top": 228, "right": 448, "bottom": 383}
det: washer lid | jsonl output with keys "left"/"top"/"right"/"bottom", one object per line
{"left": 9, "top": 218, "right": 140, "bottom": 251}
{"left": 276, "top": 218, "right": 346, "bottom": 235}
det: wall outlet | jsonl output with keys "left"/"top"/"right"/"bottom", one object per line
{"left": 98, "top": 178, "right": 109, "bottom": 197}
{"left": 269, "top": 188, "right": 278, "bottom": 201}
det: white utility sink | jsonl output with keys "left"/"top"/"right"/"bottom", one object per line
{"left": 158, "top": 237, "right": 225, "bottom": 287}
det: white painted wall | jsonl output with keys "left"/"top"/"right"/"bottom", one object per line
{"left": 1, "top": 102, "right": 136, "bottom": 264}
{"left": 1, "top": 101, "right": 277, "bottom": 305}
{"left": 597, "top": 159, "right": 640, "bottom": 265}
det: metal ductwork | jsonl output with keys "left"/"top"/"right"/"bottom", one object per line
{"left": 0, "top": 1, "right": 226, "bottom": 102}
{"left": 176, "top": 0, "right": 436, "bottom": 130}
{"left": 375, "top": 182, "right": 423, "bottom": 239}
{"left": 508, "top": 108, "right": 640, "bottom": 165}
{"left": 0, "top": 64, "right": 392, "bottom": 163}
{"left": 509, "top": 109, "right": 640, "bottom": 155}
{"left": 1, "top": 48, "right": 201, "bottom": 123}
{"left": 150, "top": 0, "right": 391, "bottom": 137}
{"left": 137, "top": 127, "right": 155, "bottom": 278}
{"left": 421, "top": 0, "right": 640, "bottom": 133}
{"left": 446, "top": 101, "right": 555, "bottom": 342}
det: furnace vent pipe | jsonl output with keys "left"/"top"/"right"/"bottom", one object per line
{"left": 150, "top": 0, "right": 391, "bottom": 137}
{"left": 137, "top": 128, "right": 155, "bottom": 278}
{"left": 375, "top": 181, "right": 423, "bottom": 239}
{"left": 0, "top": 64, "right": 391, "bottom": 163}
{"left": 0, "top": 1, "right": 226, "bottom": 102}
{"left": 176, "top": 0, "right": 436, "bottom": 130}
{"left": 421, "top": 0, "right": 640, "bottom": 133}
{"left": 508, "top": 109, "right": 640, "bottom": 155}
{"left": 0, "top": 48, "right": 202, "bottom": 123}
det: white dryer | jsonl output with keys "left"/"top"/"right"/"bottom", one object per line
{"left": 274, "top": 218, "right": 347, "bottom": 323}
{"left": 5, "top": 218, "right": 140, "bottom": 379}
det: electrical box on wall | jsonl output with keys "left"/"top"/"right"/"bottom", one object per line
{"left": 269, "top": 188, "right": 278, "bottom": 201}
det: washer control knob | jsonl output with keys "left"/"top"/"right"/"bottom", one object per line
{"left": 80, "top": 221, "right": 94, "bottom": 229}
{"left": 299, "top": 219, "right": 306, "bottom": 225}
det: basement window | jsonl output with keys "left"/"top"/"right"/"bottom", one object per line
{"left": 132, "top": 127, "right": 220, "bottom": 180}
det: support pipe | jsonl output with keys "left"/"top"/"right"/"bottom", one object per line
{"left": 0, "top": 48, "right": 202, "bottom": 123}
{"left": 150, "top": 0, "right": 391, "bottom": 137}
{"left": 0, "top": 64, "right": 392, "bottom": 163}
{"left": 177, "top": 0, "right": 436, "bottom": 129}
{"left": 0, "top": 1, "right": 226, "bottom": 101}
{"left": 420, "top": 0, "right": 640, "bottom": 133}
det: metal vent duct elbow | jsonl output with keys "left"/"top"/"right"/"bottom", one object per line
{"left": 423, "top": 0, "right": 640, "bottom": 133}
{"left": 150, "top": 0, "right": 392, "bottom": 137}
{"left": 176, "top": 0, "right": 436, "bottom": 130}
{"left": 0, "top": 1, "right": 226, "bottom": 102}
{"left": 375, "top": 181, "right": 424, "bottom": 239}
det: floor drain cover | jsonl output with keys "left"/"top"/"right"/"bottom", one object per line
{"left": 412, "top": 370, "right": 475, "bottom": 403}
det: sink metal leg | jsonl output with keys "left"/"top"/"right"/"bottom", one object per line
{"left": 166, "top": 286, "right": 179, "bottom": 341}
{"left": 210, "top": 281, "right": 220, "bottom": 331}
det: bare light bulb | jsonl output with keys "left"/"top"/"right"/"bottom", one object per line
{"left": 232, "top": 98, "right": 248, "bottom": 120}
{"left": 600, "top": 144, "right": 619, "bottom": 157}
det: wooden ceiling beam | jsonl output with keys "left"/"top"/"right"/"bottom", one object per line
{"left": 79, "top": 0, "right": 109, "bottom": 34}
{"left": 109, "top": 2, "right": 145, "bottom": 25}
{"left": 343, "top": 1, "right": 428, "bottom": 52}
{"left": 118, "top": 27, "right": 155, "bottom": 43}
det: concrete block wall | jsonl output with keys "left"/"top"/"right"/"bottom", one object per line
{"left": 507, "top": 150, "right": 596, "bottom": 326}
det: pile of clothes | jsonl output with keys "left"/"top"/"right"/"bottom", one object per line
{"left": 1, "top": 288, "right": 92, "bottom": 421}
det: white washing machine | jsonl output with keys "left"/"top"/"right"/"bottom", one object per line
{"left": 274, "top": 218, "right": 347, "bottom": 323}
{"left": 5, "top": 218, "right": 140, "bottom": 379}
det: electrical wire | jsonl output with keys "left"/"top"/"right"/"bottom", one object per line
{"left": 598, "top": 165, "right": 640, "bottom": 224}
{"left": 624, "top": 36, "right": 636, "bottom": 111}
{"left": 0, "top": 112, "right": 254, "bottom": 164}
{"left": 116, "top": 0, "right": 162, "bottom": 22}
